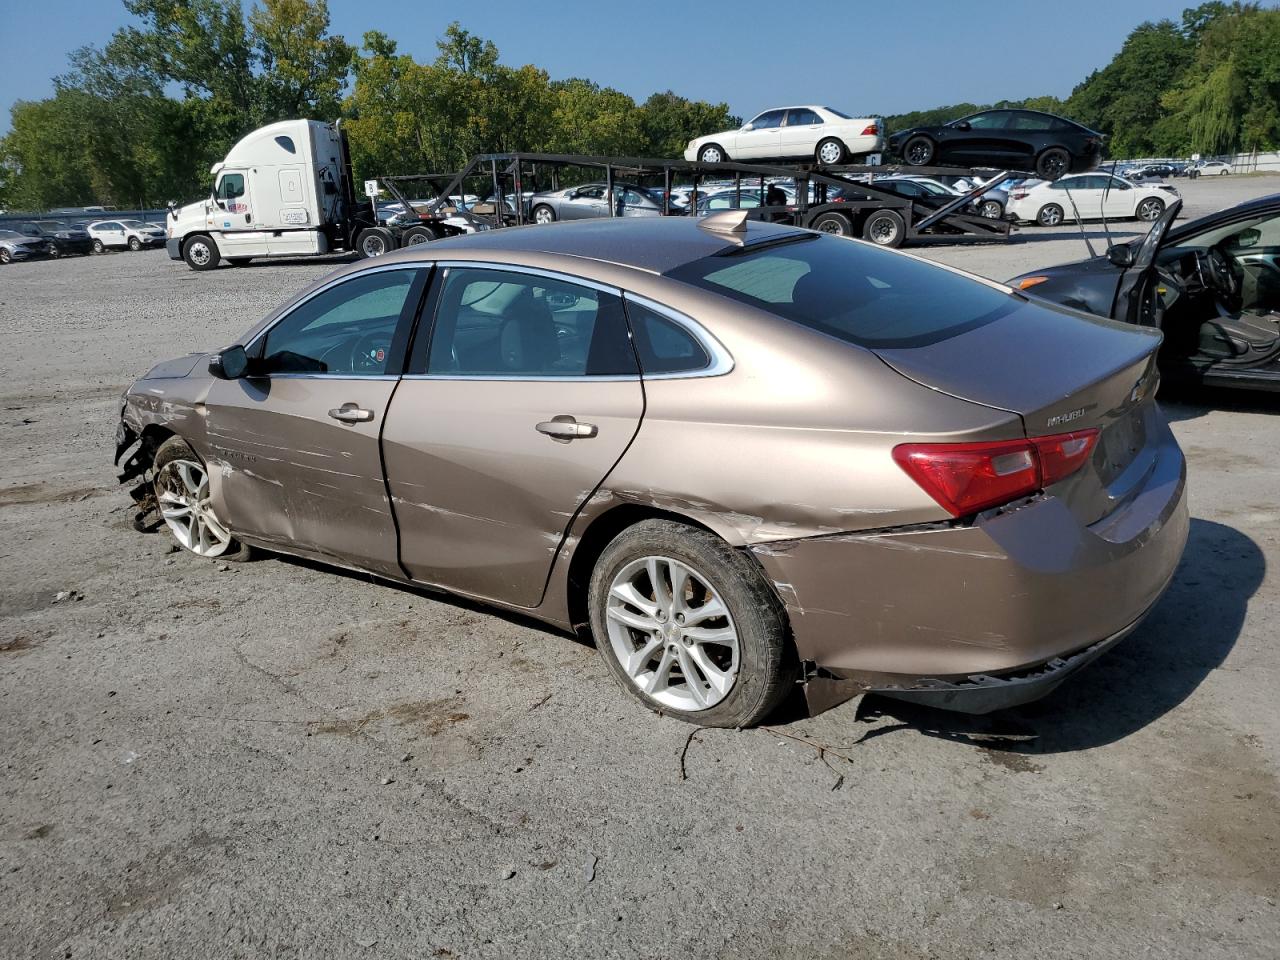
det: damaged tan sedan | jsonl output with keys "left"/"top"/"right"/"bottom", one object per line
{"left": 116, "top": 213, "right": 1189, "bottom": 726}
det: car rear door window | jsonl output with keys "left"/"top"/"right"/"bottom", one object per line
{"left": 424, "top": 268, "right": 636, "bottom": 377}
{"left": 624, "top": 299, "right": 712, "bottom": 374}
{"left": 261, "top": 268, "right": 421, "bottom": 375}
{"left": 1009, "top": 112, "right": 1052, "bottom": 131}
{"left": 786, "top": 109, "right": 821, "bottom": 126}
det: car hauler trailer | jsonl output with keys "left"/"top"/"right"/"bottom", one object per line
{"left": 399, "top": 152, "right": 1016, "bottom": 248}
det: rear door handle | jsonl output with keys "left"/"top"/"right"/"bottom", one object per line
{"left": 536, "top": 415, "right": 597, "bottom": 441}
{"left": 328, "top": 404, "right": 375, "bottom": 424}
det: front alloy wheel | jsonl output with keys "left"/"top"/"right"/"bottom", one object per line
{"left": 1137, "top": 197, "right": 1165, "bottom": 221}
{"left": 152, "top": 437, "right": 251, "bottom": 561}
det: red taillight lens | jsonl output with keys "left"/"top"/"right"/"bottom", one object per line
{"left": 1011, "top": 189, "right": 1030, "bottom": 200}
{"left": 861, "top": 123, "right": 879, "bottom": 136}
{"left": 893, "top": 429, "right": 1099, "bottom": 517}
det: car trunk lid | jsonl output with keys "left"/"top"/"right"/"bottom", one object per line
{"left": 872, "top": 297, "right": 1163, "bottom": 525}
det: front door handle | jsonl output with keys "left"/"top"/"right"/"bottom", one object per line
{"left": 329, "top": 404, "right": 375, "bottom": 424}
{"left": 536, "top": 415, "right": 598, "bottom": 441}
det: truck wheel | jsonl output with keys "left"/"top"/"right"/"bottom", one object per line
{"left": 532, "top": 205, "right": 557, "bottom": 225}
{"left": 815, "top": 138, "right": 848, "bottom": 165}
{"left": 358, "top": 227, "right": 394, "bottom": 258}
{"left": 811, "top": 212, "right": 852, "bottom": 236}
{"left": 400, "top": 226, "right": 437, "bottom": 247}
{"left": 92, "top": 239, "right": 105, "bottom": 254}
{"left": 128, "top": 236, "right": 142, "bottom": 251}
{"left": 588, "top": 519, "right": 796, "bottom": 728}
{"left": 1036, "top": 203, "right": 1065, "bottom": 227}
{"left": 862, "top": 209, "right": 905, "bottom": 247}
{"left": 183, "top": 234, "right": 220, "bottom": 270}
{"left": 1036, "top": 148, "right": 1070, "bottom": 180}
{"left": 903, "top": 136, "right": 934, "bottom": 166}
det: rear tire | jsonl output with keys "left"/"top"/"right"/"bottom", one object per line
{"left": 903, "top": 136, "right": 934, "bottom": 166}
{"left": 815, "top": 137, "right": 848, "bottom": 165}
{"left": 357, "top": 227, "right": 395, "bottom": 258}
{"left": 182, "top": 234, "right": 219, "bottom": 270}
{"left": 698, "top": 143, "right": 728, "bottom": 164}
{"left": 1036, "top": 203, "right": 1065, "bottom": 227}
{"left": 811, "top": 212, "right": 853, "bottom": 236}
{"left": 400, "top": 225, "right": 438, "bottom": 246}
{"left": 588, "top": 520, "right": 796, "bottom": 728}
{"left": 862, "top": 209, "right": 905, "bottom": 247}
{"left": 152, "top": 437, "right": 252, "bottom": 562}
{"left": 1036, "top": 148, "right": 1071, "bottom": 180}
{"left": 92, "top": 239, "right": 105, "bottom": 254}
{"left": 979, "top": 199, "right": 1003, "bottom": 220}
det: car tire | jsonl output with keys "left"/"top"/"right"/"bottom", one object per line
{"left": 0, "top": 248, "right": 10, "bottom": 265}
{"left": 152, "top": 436, "right": 252, "bottom": 562}
{"left": 811, "top": 212, "right": 853, "bottom": 236}
{"left": 815, "top": 137, "right": 848, "bottom": 165}
{"left": 182, "top": 234, "right": 220, "bottom": 270}
{"left": 862, "top": 209, "right": 905, "bottom": 247}
{"left": 532, "top": 204, "right": 557, "bottom": 225}
{"left": 1035, "top": 148, "right": 1071, "bottom": 180}
{"left": 1036, "top": 203, "right": 1065, "bottom": 227}
{"left": 1136, "top": 197, "right": 1165, "bottom": 222}
{"left": 903, "top": 136, "right": 934, "bottom": 166}
{"left": 588, "top": 519, "right": 796, "bottom": 728}
{"left": 1220, "top": 169, "right": 1229, "bottom": 176}
{"left": 979, "top": 199, "right": 1003, "bottom": 220}
{"left": 128, "top": 236, "right": 142, "bottom": 251}
{"left": 357, "top": 227, "right": 395, "bottom": 258}
{"left": 92, "top": 239, "right": 105, "bottom": 254}
{"left": 400, "top": 225, "right": 438, "bottom": 246}
{"left": 698, "top": 143, "right": 728, "bottom": 164}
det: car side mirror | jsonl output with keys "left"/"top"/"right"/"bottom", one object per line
{"left": 742, "top": 123, "right": 754, "bottom": 131}
{"left": 209, "top": 345, "right": 248, "bottom": 380}
{"left": 1107, "top": 245, "right": 1135, "bottom": 268}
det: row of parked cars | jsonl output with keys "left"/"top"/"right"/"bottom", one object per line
{"left": 0, "top": 218, "right": 166, "bottom": 264}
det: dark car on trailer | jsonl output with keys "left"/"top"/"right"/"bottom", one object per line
{"left": 889, "top": 109, "right": 1105, "bottom": 181}
{"left": 1011, "top": 194, "right": 1280, "bottom": 392}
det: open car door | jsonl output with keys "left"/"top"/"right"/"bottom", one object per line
{"left": 1114, "top": 198, "right": 1182, "bottom": 326}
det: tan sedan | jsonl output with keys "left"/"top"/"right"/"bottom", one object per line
{"left": 116, "top": 215, "right": 1188, "bottom": 726}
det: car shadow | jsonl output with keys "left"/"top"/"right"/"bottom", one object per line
{"left": 831, "top": 518, "right": 1263, "bottom": 755}
{"left": 1160, "top": 386, "right": 1280, "bottom": 423}
{"left": 1007, "top": 226, "right": 1146, "bottom": 245}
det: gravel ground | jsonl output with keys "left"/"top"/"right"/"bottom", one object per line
{"left": 1, "top": 175, "right": 1277, "bottom": 959}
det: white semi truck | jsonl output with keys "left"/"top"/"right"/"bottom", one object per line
{"left": 165, "top": 119, "right": 460, "bottom": 270}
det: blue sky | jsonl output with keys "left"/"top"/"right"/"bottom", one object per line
{"left": 2, "top": 0, "right": 1195, "bottom": 135}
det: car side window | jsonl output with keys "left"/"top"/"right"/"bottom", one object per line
{"left": 261, "top": 269, "right": 419, "bottom": 376}
{"left": 1009, "top": 112, "right": 1051, "bottom": 131}
{"left": 217, "top": 173, "right": 246, "bottom": 200}
{"left": 787, "top": 109, "right": 821, "bottom": 126}
{"left": 576, "top": 185, "right": 605, "bottom": 201}
{"left": 963, "top": 112, "right": 1007, "bottom": 130}
{"left": 426, "top": 268, "right": 636, "bottom": 378}
{"left": 751, "top": 110, "right": 785, "bottom": 130}
{"left": 624, "top": 299, "right": 712, "bottom": 374}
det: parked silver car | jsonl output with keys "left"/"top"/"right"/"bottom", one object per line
{"left": 0, "top": 229, "right": 52, "bottom": 264}
{"left": 528, "top": 183, "right": 668, "bottom": 224}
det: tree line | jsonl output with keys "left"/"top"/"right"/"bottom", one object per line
{"left": 2, "top": 0, "right": 1277, "bottom": 211}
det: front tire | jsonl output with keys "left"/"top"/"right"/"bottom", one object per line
{"left": 128, "top": 236, "right": 142, "bottom": 251}
{"left": 532, "top": 204, "right": 557, "bottom": 225}
{"left": 589, "top": 520, "right": 795, "bottom": 727}
{"left": 862, "top": 209, "right": 905, "bottom": 247}
{"left": 811, "top": 212, "right": 852, "bottom": 236}
{"left": 1136, "top": 197, "right": 1165, "bottom": 222}
{"left": 183, "top": 234, "right": 219, "bottom": 270}
{"left": 152, "top": 437, "right": 251, "bottom": 562}
{"left": 1036, "top": 203, "right": 1065, "bottom": 227}
{"left": 903, "top": 136, "right": 934, "bottom": 166}
{"left": 697, "top": 143, "right": 727, "bottom": 164}
{"left": 815, "top": 137, "right": 847, "bottom": 165}
{"left": 1036, "top": 147, "right": 1070, "bottom": 180}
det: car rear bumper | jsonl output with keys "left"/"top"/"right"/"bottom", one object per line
{"left": 751, "top": 416, "right": 1188, "bottom": 711}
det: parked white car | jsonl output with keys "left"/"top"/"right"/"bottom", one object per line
{"left": 86, "top": 219, "right": 167, "bottom": 252}
{"left": 685, "top": 106, "right": 884, "bottom": 165}
{"left": 1006, "top": 173, "right": 1179, "bottom": 226}
{"left": 1195, "top": 160, "right": 1233, "bottom": 176}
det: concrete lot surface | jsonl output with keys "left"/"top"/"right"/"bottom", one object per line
{"left": 1, "top": 175, "right": 1277, "bottom": 959}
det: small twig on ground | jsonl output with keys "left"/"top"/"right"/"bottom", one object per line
{"left": 529, "top": 693, "right": 552, "bottom": 711}
{"left": 768, "top": 730, "right": 866, "bottom": 789}
{"left": 679, "top": 726, "right": 710, "bottom": 781}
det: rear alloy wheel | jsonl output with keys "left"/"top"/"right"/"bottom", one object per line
{"left": 815, "top": 137, "right": 848, "bottom": 165}
{"left": 698, "top": 143, "right": 727, "bottom": 164}
{"left": 862, "top": 209, "right": 905, "bottom": 247}
{"left": 358, "top": 227, "right": 394, "bottom": 258}
{"left": 183, "top": 234, "right": 219, "bottom": 270}
{"left": 811, "top": 212, "right": 852, "bottom": 236}
{"left": 1036, "top": 148, "right": 1071, "bottom": 180}
{"left": 532, "top": 204, "right": 557, "bottom": 225}
{"left": 903, "top": 136, "right": 934, "bottom": 166}
{"left": 979, "top": 199, "right": 1003, "bottom": 220}
{"left": 1037, "top": 203, "right": 1065, "bottom": 227}
{"left": 589, "top": 520, "right": 795, "bottom": 727}
{"left": 152, "top": 437, "right": 251, "bottom": 561}
{"left": 128, "top": 236, "right": 142, "bottom": 251}
{"left": 1136, "top": 197, "right": 1165, "bottom": 222}
{"left": 92, "top": 239, "right": 105, "bottom": 254}
{"left": 401, "top": 225, "right": 438, "bottom": 246}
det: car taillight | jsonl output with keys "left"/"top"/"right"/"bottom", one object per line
{"left": 1011, "top": 189, "right": 1030, "bottom": 200}
{"left": 861, "top": 123, "right": 879, "bottom": 136}
{"left": 893, "top": 429, "right": 1099, "bottom": 517}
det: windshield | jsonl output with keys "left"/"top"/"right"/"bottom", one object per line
{"left": 0, "top": 230, "right": 23, "bottom": 240}
{"left": 1174, "top": 211, "right": 1279, "bottom": 251}
{"left": 665, "top": 235, "right": 1017, "bottom": 349}
{"left": 120, "top": 220, "right": 148, "bottom": 228}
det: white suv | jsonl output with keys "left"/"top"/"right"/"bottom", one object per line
{"left": 86, "top": 219, "right": 167, "bottom": 253}
{"left": 685, "top": 106, "right": 884, "bottom": 165}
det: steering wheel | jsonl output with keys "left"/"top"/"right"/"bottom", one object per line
{"left": 349, "top": 333, "right": 392, "bottom": 374}
{"left": 1194, "top": 247, "right": 1241, "bottom": 305}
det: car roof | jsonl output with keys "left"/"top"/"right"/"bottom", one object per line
{"left": 408, "top": 217, "right": 807, "bottom": 276}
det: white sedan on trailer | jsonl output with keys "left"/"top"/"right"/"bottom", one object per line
{"left": 1007, "top": 173, "right": 1180, "bottom": 227}
{"left": 685, "top": 106, "right": 884, "bottom": 165}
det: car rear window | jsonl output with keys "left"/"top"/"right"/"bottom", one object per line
{"left": 665, "top": 235, "right": 1017, "bottom": 349}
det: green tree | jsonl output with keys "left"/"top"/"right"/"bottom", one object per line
{"left": 636, "top": 91, "right": 738, "bottom": 158}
